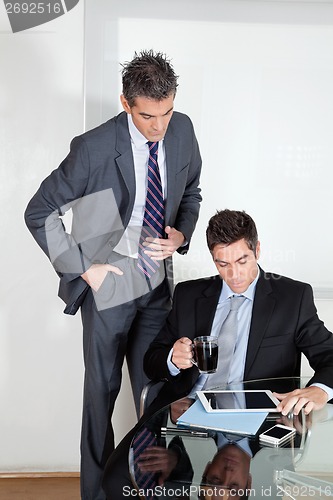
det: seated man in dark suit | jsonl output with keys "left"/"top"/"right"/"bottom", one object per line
{"left": 103, "top": 209, "right": 333, "bottom": 499}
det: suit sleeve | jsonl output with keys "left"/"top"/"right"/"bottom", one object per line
{"left": 144, "top": 284, "right": 183, "bottom": 381}
{"left": 164, "top": 436, "right": 194, "bottom": 485}
{"left": 172, "top": 117, "right": 202, "bottom": 254}
{"left": 24, "top": 136, "right": 91, "bottom": 281}
{"left": 144, "top": 283, "right": 198, "bottom": 384}
{"left": 165, "top": 112, "right": 202, "bottom": 253}
{"left": 296, "top": 283, "right": 333, "bottom": 389}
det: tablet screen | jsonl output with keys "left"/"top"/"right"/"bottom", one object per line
{"left": 197, "top": 390, "right": 279, "bottom": 412}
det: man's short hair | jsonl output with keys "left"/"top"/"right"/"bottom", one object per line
{"left": 206, "top": 209, "right": 258, "bottom": 254}
{"left": 121, "top": 49, "right": 178, "bottom": 107}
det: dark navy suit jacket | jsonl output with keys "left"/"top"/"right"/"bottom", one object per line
{"left": 144, "top": 269, "right": 333, "bottom": 401}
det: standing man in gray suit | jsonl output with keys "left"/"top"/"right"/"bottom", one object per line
{"left": 24, "top": 50, "right": 202, "bottom": 500}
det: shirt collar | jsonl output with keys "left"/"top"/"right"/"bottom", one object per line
{"left": 216, "top": 432, "right": 252, "bottom": 458}
{"left": 127, "top": 114, "right": 164, "bottom": 149}
{"left": 219, "top": 265, "right": 260, "bottom": 303}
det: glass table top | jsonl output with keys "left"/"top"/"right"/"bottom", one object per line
{"left": 130, "top": 377, "right": 333, "bottom": 499}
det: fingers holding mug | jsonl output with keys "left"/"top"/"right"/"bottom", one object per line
{"left": 171, "top": 337, "right": 193, "bottom": 369}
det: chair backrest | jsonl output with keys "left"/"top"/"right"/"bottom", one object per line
{"left": 139, "top": 380, "right": 165, "bottom": 417}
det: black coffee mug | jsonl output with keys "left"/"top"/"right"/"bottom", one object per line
{"left": 191, "top": 336, "right": 218, "bottom": 374}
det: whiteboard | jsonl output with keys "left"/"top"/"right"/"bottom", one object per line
{"left": 84, "top": 0, "right": 333, "bottom": 297}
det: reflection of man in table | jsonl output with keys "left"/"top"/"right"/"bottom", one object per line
{"left": 199, "top": 434, "right": 253, "bottom": 500}
{"left": 130, "top": 403, "right": 193, "bottom": 500}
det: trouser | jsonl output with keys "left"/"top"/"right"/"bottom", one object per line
{"left": 79, "top": 255, "right": 171, "bottom": 500}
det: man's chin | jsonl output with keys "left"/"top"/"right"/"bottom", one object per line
{"left": 147, "top": 133, "right": 165, "bottom": 142}
{"left": 229, "top": 283, "right": 247, "bottom": 294}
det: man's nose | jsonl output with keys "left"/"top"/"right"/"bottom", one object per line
{"left": 224, "top": 463, "right": 235, "bottom": 472}
{"left": 151, "top": 117, "right": 163, "bottom": 131}
{"left": 227, "top": 265, "right": 238, "bottom": 279}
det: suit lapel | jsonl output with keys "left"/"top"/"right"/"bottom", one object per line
{"left": 244, "top": 270, "right": 276, "bottom": 378}
{"left": 114, "top": 112, "right": 136, "bottom": 227}
{"left": 163, "top": 128, "right": 179, "bottom": 225}
{"left": 194, "top": 277, "right": 223, "bottom": 337}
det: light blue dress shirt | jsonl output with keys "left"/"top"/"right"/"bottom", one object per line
{"left": 167, "top": 268, "right": 259, "bottom": 391}
{"left": 216, "top": 432, "right": 252, "bottom": 458}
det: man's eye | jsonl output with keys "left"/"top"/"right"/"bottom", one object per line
{"left": 239, "top": 259, "right": 247, "bottom": 265}
{"left": 206, "top": 477, "right": 222, "bottom": 485}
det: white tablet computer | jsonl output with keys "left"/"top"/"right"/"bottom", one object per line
{"left": 197, "top": 390, "right": 280, "bottom": 413}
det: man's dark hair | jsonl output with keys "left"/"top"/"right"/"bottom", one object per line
{"left": 206, "top": 209, "right": 258, "bottom": 254}
{"left": 121, "top": 49, "right": 178, "bottom": 107}
{"left": 199, "top": 477, "right": 249, "bottom": 500}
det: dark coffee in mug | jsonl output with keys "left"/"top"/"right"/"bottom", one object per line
{"left": 193, "top": 336, "right": 218, "bottom": 373}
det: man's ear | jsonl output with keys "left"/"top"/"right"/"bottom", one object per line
{"left": 255, "top": 241, "right": 261, "bottom": 260}
{"left": 247, "top": 473, "right": 252, "bottom": 490}
{"left": 120, "top": 94, "right": 131, "bottom": 113}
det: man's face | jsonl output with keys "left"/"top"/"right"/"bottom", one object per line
{"left": 120, "top": 94, "right": 174, "bottom": 142}
{"left": 201, "top": 444, "right": 251, "bottom": 500}
{"left": 211, "top": 239, "right": 260, "bottom": 294}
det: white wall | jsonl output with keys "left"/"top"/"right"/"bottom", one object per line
{"left": 1, "top": 0, "right": 333, "bottom": 473}
{"left": 0, "top": 2, "right": 85, "bottom": 471}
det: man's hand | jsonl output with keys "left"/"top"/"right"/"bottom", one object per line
{"left": 137, "top": 446, "right": 178, "bottom": 486}
{"left": 143, "top": 226, "right": 185, "bottom": 260}
{"left": 170, "top": 398, "right": 194, "bottom": 424}
{"left": 81, "top": 263, "right": 123, "bottom": 292}
{"left": 276, "top": 412, "right": 312, "bottom": 434}
{"left": 274, "top": 386, "right": 328, "bottom": 416}
{"left": 171, "top": 337, "right": 193, "bottom": 370}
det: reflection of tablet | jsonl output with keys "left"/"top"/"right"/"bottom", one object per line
{"left": 197, "top": 390, "right": 280, "bottom": 413}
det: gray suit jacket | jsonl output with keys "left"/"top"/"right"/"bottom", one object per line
{"left": 25, "top": 111, "right": 202, "bottom": 314}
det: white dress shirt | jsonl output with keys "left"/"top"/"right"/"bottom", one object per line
{"left": 113, "top": 114, "right": 167, "bottom": 258}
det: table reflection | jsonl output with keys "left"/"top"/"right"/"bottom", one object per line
{"left": 130, "top": 378, "right": 333, "bottom": 499}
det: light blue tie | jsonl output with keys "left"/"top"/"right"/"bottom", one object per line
{"left": 204, "top": 295, "right": 246, "bottom": 389}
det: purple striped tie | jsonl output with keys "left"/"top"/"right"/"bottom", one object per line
{"left": 138, "top": 141, "right": 165, "bottom": 278}
{"left": 132, "top": 427, "right": 158, "bottom": 499}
